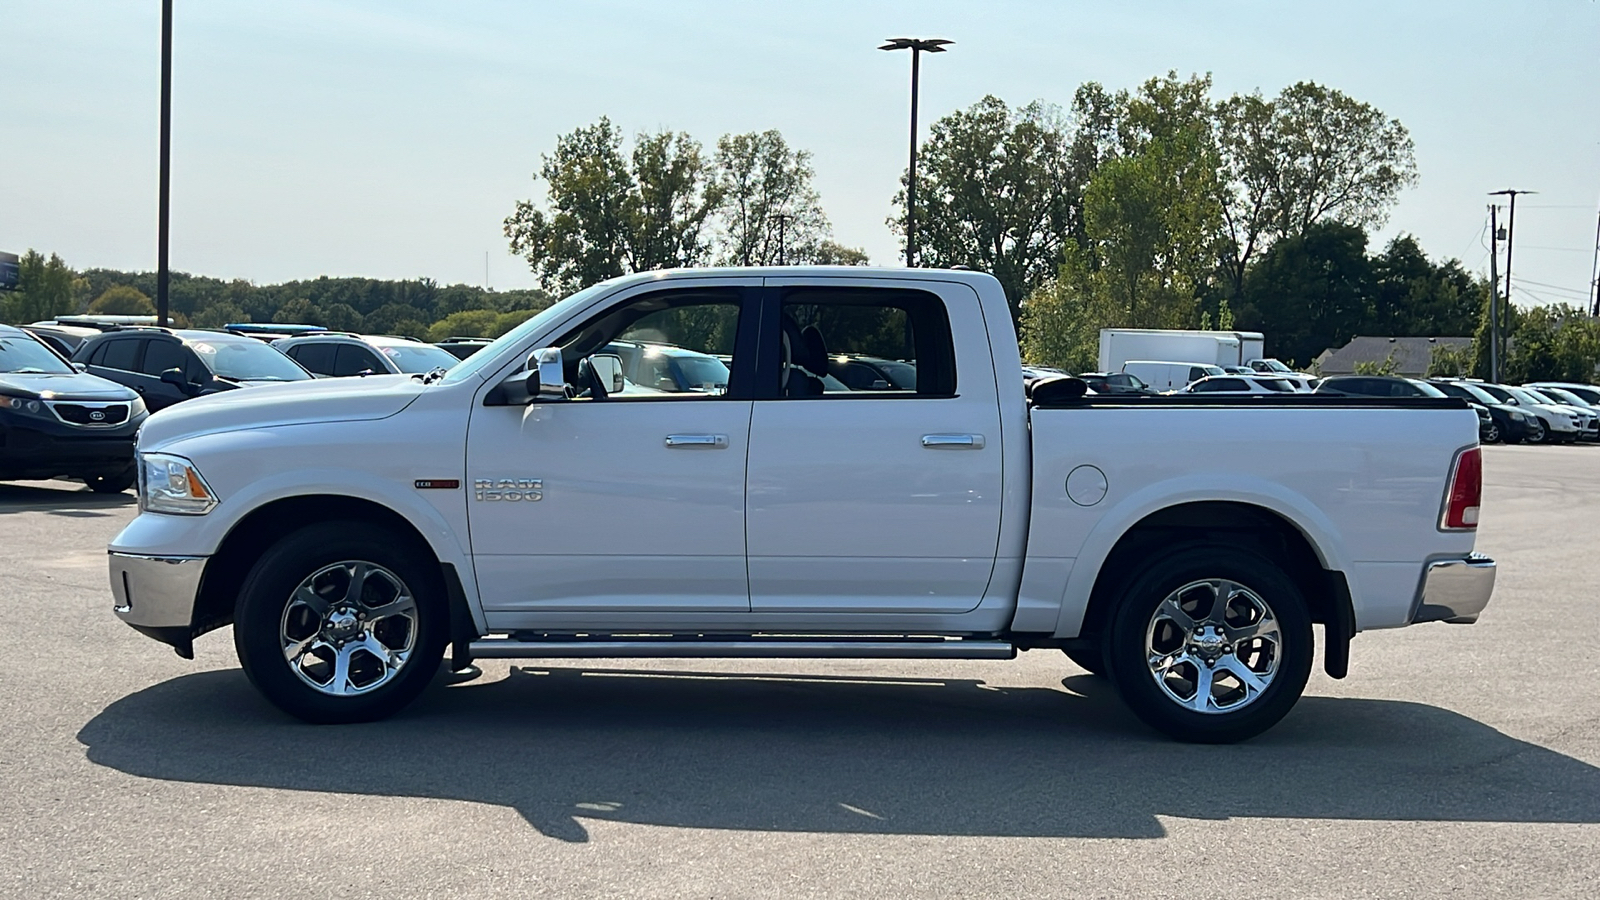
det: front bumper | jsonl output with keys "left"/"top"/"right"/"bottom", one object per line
{"left": 1411, "top": 554, "right": 1496, "bottom": 624}
{"left": 110, "top": 551, "right": 208, "bottom": 654}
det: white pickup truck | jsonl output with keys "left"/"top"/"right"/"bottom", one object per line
{"left": 109, "top": 268, "right": 1495, "bottom": 742}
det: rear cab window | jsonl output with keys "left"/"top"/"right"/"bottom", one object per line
{"left": 771, "top": 287, "right": 954, "bottom": 398}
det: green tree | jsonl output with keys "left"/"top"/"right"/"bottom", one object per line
{"left": 88, "top": 285, "right": 156, "bottom": 316}
{"left": 1238, "top": 221, "right": 1372, "bottom": 365}
{"left": 505, "top": 118, "right": 637, "bottom": 293}
{"left": 1215, "top": 82, "right": 1418, "bottom": 299}
{"left": 899, "top": 96, "right": 1077, "bottom": 317}
{"left": 505, "top": 119, "right": 723, "bottom": 293}
{"left": 4, "top": 250, "right": 75, "bottom": 323}
{"left": 712, "top": 129, "right": 830, "bottom": 266}
{"left": 192, "top": 300, "right": 247, "bottom": 329}
{"left": 1428, "top": 342, "right": 1472, "bottom": 377}
{"left": 811, "top": 241, "right": 870, "bottom": 266}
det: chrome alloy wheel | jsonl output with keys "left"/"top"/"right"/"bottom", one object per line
{"left": 280, "top": 561, "right": 418, "bottom": 696}
{"left": 1145, "top": 579, "right": 1281, "bottom": 714}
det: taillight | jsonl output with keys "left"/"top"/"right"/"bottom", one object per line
{"left": 1440, "top": 446, "right": 1482, "bottom": 531}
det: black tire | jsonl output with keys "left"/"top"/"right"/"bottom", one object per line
{"left": 1063, "top": 646, "right": 1105, "bottom": 676}
{"left": 1482, "top": 422, "right": 1501, "bottom": 444}
{"left": 86, "top": 467, "right": 136, "bottom": 494}
{"left": 1529, "top": 420, "right": 1549, "bottom": 444}
{"left": 233, "top": 521, "right": 447, "bottom": 724}
{"left": 1099, "top": 544, "right": 1313, "bottom": 743}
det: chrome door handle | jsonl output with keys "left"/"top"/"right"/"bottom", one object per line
{"left": 922, "top": 433, "right": 985, "bottom": 449}
{"left": 665, "top": 433, "right": 729, "bottom": 449}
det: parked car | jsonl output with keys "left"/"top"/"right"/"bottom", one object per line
{"left": 24, "top": 323, "right": 112, "bottom": 359}
{"left": 1313, "top": 375, "right": 1442, "bottom": 398}
{"left": 1520, "top": 386, "right": 1600, "bottom": 441}
{"left": 0, "top": 324, "right": 148, "bottom": 492}
{"left": 74, "top": 327, "right": 315, "bottom": 412}
{"left": 1221, "top": 365, "right": 1253, "bottom": 375}
{"left": 1474, "top": 383, "right": 1582, "bottom": 444}
{"left": 1182, "top": 374, "right": 1304, "bottom": 394}
{"left": 1076, "top": 371, "right": 1157, "bottom": 395}
{"left": 1429, "top": 380, "right": 1539, "bottom": 444}
{"left": 827, "top": 354, "right": 917, "bottom": 391}
{"left": 1526, "top": 382, "right": 1600, "bottom": 406}
{"left": 224, "top": 323, "right": 328, "bottom": 342}
{"left": 435, "top": 337, "right": 493, "bottom": 360}
{"left": 1121, "top": 360, "right": 1226, "bottom": 392}
{"left": 273, "top": 333, "right": 462, "bottom": 378}
{"left": 604, "top": 341, "right": 730, "bottom": 394}
{"left": 110, "top": 266, "right": 1493, "bottom": 744}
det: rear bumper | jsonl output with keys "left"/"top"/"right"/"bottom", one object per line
{"left": 1411, "top": 554, "right": 1496, "bottom": 624}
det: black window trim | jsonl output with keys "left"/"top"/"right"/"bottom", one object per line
{"left": 753, "top": 285, "right": 958, "bottom": 401}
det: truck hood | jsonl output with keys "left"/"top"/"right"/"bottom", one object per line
{"left": 139, "top": 374, "right": 425, "bottom": 449}
{"left": 0, "top": 371, "right": 140, "bottom": 401}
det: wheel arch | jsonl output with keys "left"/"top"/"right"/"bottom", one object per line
{"left": 192, "top": 494, "right": 480, "bottom": 661}
{"left": 1067, "top": 500, "right": 1355, "bottom": 679}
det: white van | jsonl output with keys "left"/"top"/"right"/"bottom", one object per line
{"left": 1122, "top": 360, "right": 1226, "bottom": 392}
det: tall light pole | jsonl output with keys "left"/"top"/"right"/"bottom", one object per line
{"left": 157, "top": 0, "right": 173, "bottom": 328}
{"left": 770, "top": 212, "right": 795, "bottom": 265}
{"left": 879, "top": 37, "right": 952, "bottom": 268}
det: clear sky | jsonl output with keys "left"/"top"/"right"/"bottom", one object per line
{"left": 4, "top": 1, "right": 1597, "bottom": 310}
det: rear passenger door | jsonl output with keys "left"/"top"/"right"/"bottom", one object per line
{"left": 743, "top": 278, "right": 1004, "bottom": 615}
{"left": 83, "top": 336, "right": 147, "bottom": 397}
{"left": 333, "top": 344, "right": 385, "bottom": 377}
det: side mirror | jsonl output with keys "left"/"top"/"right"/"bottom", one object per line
{"left": 160, "top": 367, "right": 201, "bottom": 396}
{"left": 72, "top": 362, "right": 88, "bottom": 373}
{"left": 530, "top": 347, "right": 568, "bottom": 402}
{"left": 586, "top": 353, "right": 625, "bottom": 394}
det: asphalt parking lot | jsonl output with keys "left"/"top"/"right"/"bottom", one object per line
{"left": 1, "top": 444, "right": 1596, "bottom": 900}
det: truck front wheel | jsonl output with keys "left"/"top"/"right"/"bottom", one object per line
{"left": 1100, "top": 545, "right": 1312, "bottom": 743}
{"left": 233, "top": 522, "right": 448, "bottom": 724}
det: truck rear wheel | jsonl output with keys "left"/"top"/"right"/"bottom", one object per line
{"left": 233, "top": 522, "right": 447, "bottom": 724}
{"left": 1100, "top": 545, "right": 1312, "bottom": 743}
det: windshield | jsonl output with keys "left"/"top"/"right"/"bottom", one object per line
{"left": 1405, "top": 379, "right": 1448, "bottom": 398}
{"left": 1555, "top": 385, "right": 1600, "bottom": 404}
{"left": 191, "top": 339, "right": 312, "bottom": 381}
{"left": 375, "top": 342, "right": 461, "bottom": 374}
{"left": 0, "top": 335, "right": 74, "bottom": 374}
{"left": 441, "top": 281, "right": 613, "bottom": 385}
{"left": 1446, "top": 383, "right": 1498, "bottom": 405}
{"left": 1504, "top": 386, "right": 1552, "bottom": 407}
{"left": 1476, "top": 384, "right": 1514, "bottom": 403}
{"left": 1537, "top": 386, "right": 1588, "bottom": 406}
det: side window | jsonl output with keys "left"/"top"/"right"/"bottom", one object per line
{"left": 139, "top": 339, "right": 185, "bottom": 376}
{"left": 1107, "top": 373, "right": 1133, "bottom": 388}
{"left": 333, "top": 345, "right": 382, "bottom": 377}
{"left": 554, "top": 289, "right": 745, "bottom": 400}
{"left": 99, "top": 338, "right": 143, "bottom": 372}
{"left": 775, "top": 288, "right": 954, "bottom": 398}
{"left": 1189, "top": 367, "right": 1207, "bottom": 382}
{"left": 292, "top": 342, "right": 337, "bottom": 375}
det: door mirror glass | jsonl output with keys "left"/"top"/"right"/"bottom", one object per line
{"left": 586, "top": 353, "right": 625, "bottom": 394}
{"left": 530, "top": 347, "right": 568, "bottom": 401}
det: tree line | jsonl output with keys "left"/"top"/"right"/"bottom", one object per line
{"left": 0, "top": 249, "right": 554, "bottom": 342}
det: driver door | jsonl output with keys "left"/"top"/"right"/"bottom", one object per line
{"left": 465, "top": 280, "right": 761, "bottom": 620}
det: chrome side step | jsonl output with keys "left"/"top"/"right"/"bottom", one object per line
{"left": 468, "top": 636, "right": 1017, "bottom": 660}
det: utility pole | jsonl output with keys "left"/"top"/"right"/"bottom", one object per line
{"left": 770, "top": 213, "right": 794, "bottom": 265}
{"left": 1489, "top": 204, "right": 1501, "bottom": 382}
{"left": 157, "top": 0, "right": 173, "bottom": 328}
{"left": 1589, "top": 209, "right": 1599, "bottom": 317}
{"left": 879, "top": 37, "right": 952, "bottom": 268}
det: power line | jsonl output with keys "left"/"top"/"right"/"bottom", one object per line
{"left": 1516, "top": 277, "right": 1591, "bottom": 295}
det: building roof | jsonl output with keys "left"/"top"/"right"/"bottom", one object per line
{"left": 1317, "top": 336, "right": 1473, "bottom": 376}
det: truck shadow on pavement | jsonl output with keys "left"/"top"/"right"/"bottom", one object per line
{"left": 0, "top": 483, "right": 134, "bottom": 517}
{"left": 78, "top": 665, "right": 1600, "bottom": 842}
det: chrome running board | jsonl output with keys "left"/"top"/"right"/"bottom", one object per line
{"left": 468, "top": 635, "right": 1017, "bottom": 660}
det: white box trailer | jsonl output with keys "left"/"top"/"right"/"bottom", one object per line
{"left": 1098, "top": 328, "right": 1266, "bottom": 372}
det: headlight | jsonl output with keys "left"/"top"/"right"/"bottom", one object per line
{"left": 129, "top": 396, "right": 148, "bottom": 418}
{"left": 0, "top": 394, "right": 50, "bottom": 417}
{"left": 138, "top": 452, "right": 217, "bottom": 515}
{"left": 1509, "top": 410, "right": 1527, "bottom": 421}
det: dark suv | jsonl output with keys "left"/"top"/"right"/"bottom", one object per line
{"left": 74, "top": 328, "right": 313, "bottom": 412}
{"left": 0, "top": 324, "right": 148, "bottom": 492}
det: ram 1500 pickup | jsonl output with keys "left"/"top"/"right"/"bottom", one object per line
{"left": 109, "top": 268, "right": 1495, "bottom": 742}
